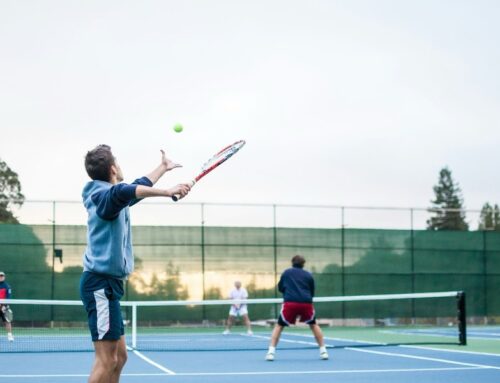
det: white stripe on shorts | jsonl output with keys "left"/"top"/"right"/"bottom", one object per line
{"left": 94, "top": 288, "right": 109, "bottom": 340}
{"left": 305, "top": 307, "right": 316, "bottom": 324}
{"left": 280, "top": 304, "right": 290, "bottom": 325}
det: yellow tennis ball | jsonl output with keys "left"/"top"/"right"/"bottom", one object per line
{"left": 173, "top": 123, "right": 183, "bottom": 133}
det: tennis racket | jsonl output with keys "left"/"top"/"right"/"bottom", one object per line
{"left": 172, "top": 139, "right": 246, "bottom": 201}
{"left": 1, "top": 305, "right": 13, "bottom": 323}
{"left": 5, "top": 308, "right": 13, "bottom": 323}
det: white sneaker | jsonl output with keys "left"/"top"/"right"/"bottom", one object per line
{"left": 7, "top": 333, "right": 14, "bottom": 342}
{"left": 265, "top": 352, "right": 275, "bottom": 361}
{"left": 320, "top": 351, "right": 329, "bottom": 360}
{"left": 223, "top": 329, "right": 230, "bottom": 335}
{"left": 247, "top": 330, "right": 253, "bottom": 335}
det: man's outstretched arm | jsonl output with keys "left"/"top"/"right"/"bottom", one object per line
{"left": 95, "top": 182, "right": 191, "bottom": 220}
{"left": 135, "top": 183, "right": 191, "bottom": 199}
{"left": 144, "top": 150, "right": 181, "bottom": 185}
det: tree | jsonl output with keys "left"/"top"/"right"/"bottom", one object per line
{"left": 427, "top": 167, "right": 468, "bottom": 231}
{"left": 129, "top": 261, "right": 188, "bottom": 300}
{"left": 478, "top": 203, "right": 500, "bottom": 231}
{"left": 0, "top": 225, "right": 54, "bottom": 299}
{"left": 0, "top": 158, "right": 24, "bottom": 223}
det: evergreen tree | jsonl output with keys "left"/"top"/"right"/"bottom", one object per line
{"left": 427, "top": 167, "right": 468, "bottom": 231}
{"left": 478, "top": 203, "right": 500, "bottom": 231}
{"left": 0, "top": 158, "right": 24, "bottom": 223}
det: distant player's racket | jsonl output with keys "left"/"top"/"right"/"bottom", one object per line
{"left": 172, "top": 140, "right": 246, "bottom": 201}
{"left": 5, "top": 308, "right": 13, "bottom": 323}
{"left": 1, "top": 305, "right": 13, "bottom": 323}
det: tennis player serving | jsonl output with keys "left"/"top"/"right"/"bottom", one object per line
{"left": 266, "top": 255, "right": 328, "bottom": 361}
{"left": 80, "top": 145, "right": 191, "bottom": 383}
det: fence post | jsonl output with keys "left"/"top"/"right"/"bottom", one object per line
{"left": 201, "top": 203, "right": 206, "bottom": 321}
{"left": 50, "top": 201, "right": 56, "bottom": 324}
{"left": 273, "top": 205, "right": 277, "bottom": 297}
{"left": 341, "top": 206, "right": 345, "bottom": 321}
{"left": 410, "top": 208, "right": 415, "bottom": 323}
{"left": 482, "top": 230, "right": 489, "bottom": 322}
{"left": 273, "top": 205, "right": 278, "bottom": 317}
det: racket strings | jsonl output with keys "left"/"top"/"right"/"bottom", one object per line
{"left": 201, "top": 141, "right": 245, "bottom": 171}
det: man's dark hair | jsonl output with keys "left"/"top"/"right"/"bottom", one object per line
{"left": 85, "top": 145, "right": 115, "bottom": 181}
{"left": 291, "top": 255, "right": 306, "bottom": 268}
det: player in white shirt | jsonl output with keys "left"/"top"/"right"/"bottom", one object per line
{"left": 223, "top": 281, "right": 253, "bottom": 335}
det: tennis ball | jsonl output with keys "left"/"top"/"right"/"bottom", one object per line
{"left": 173, "top": 123, "right": 183, "bottom": 133}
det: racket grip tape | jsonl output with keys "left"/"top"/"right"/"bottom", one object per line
{"left": 172, "top": 180, "right": 196, "bottom": 202}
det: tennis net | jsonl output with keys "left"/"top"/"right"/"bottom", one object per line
{"left": 0, "top": 291, "right": 466, "bottom": 353}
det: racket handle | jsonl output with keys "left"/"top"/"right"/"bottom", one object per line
{"left": 172, "top": 180, "right": 196, "bottom": 202}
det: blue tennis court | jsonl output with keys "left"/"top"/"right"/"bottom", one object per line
{"left": 1, "top": 330, "right": 499, "bottom": 383}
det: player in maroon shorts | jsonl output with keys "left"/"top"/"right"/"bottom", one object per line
{"left": 266, "top": 255, "right": 328, "bottom": 361}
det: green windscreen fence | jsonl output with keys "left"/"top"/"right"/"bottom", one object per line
{"left": 0, "top": 224, "right": 498, "bottom": 317}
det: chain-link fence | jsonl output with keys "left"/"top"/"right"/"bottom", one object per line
{"left": 0, "top": 200, "right": 498, "bottom": 321}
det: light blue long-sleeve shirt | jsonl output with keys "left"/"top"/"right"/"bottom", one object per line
{"left": 82, "top": 177, "right": 152, "bottom": 278}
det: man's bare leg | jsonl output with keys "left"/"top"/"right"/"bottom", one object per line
{"left": 89, "top": 340, "right": 119, "bottom": 383}
{"left": 266, "top": 324, "right": 285, "bottom": 361}
{"left": 5, "top": 322, "right": 13, "bottom": 341}
{"left": 243, "top": 314, "right": 252, "bottom": 334}
{"left": 110, "top": 336, "right": 127, "bottom": 383}
{"left": 224, "top": 316, "right": 234, "bottom": 334}
{"left": 310, "top": 323, "right": 329, "bottom": 360}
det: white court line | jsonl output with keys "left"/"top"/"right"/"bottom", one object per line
{"left": 249, "top": 332, "right": 499, "bottom": 369}
{"left": 468, "top": 331, "right": 500, "bottom": 337}
{"left": 127, "top": 347, "right": 176, "bottom": 375}
{"left": 289, "top": 333, "right": 500, "bottom": 358}
{"left": 346, "top": 347, "right": 500, "bottom": 370}
{"left": 0, "top": 367, "right": 485, "bottom": 379}
{"left": 382, "top": 329, "right": 500, "bottom": 341}
{"left": 401, "top": 345, "right": 500, "bottom": 358}
{"left": 173, "top": 367, "right": 485, "bottom": 376}
{"left": 381, "top": 330, "right": 457, "bottom": 339}
{"left": 249, "top": 333, "right": 335, "bottom": 348}
{"left": 250, "top": 333, "right": 319, "bottom": 347}
{"left": 274, "top": 332, "right": 386, "bottom": 346}
{"left": 461, "top": 336, "right": 500, "bottom": 341}
{"left": 383, "top": 329, "right": 500, "bottom": 341}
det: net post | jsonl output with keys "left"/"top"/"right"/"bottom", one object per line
{"left": 273, "top": 204, "right": 278, "bottom": 318}
{"left": 457, "top": 291, "right": 467, "bottom": 346}
{"left": 132, "top": 303, "right": 137, "bottom": 349}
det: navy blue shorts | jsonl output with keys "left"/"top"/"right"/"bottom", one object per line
{"left": 80, "top": 272, "right": 124, "bottom": 342}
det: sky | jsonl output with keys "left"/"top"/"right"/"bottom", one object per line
{"left": 1, "top": 0, "right": 499, "bottom": 224}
